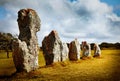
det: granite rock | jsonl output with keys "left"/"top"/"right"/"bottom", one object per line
{"left": 69, "top": 39, "right": 80, "bottom": 61}
{"left": 13, "top": 9, "right": 40, "bottom": 72}
{"left": 42, "top": 30, "right": 69, "bottom": 65}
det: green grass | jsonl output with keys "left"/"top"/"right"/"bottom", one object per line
{"left": 0, "top": 50, "right": 120, "bottom": 81}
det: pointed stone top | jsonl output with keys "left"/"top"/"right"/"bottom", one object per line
{"left": 48, "top": 30, "right": 59, "bottom": 37}
{"left": 50, "top": 30, "right": 58, "bottom": 35}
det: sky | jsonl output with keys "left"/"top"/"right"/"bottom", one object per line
{"left": 0, "top": 0, "right": 120, "bottom": 45}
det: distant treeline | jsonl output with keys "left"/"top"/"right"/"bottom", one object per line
{"left": 85, "top": 43, "right": 120, "bottom": 50}
{"left": 99, "top": 42, "right": 120, "bottom": 50}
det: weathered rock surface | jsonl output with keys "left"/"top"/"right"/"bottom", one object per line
{"left": 42, "top": 30, "right": 69, "bottom": 65}
{"left": 93, "top": 43, "right": 101, "bottom": 57}
{"left": 12, "top": 9, "right": 40, "bottom": 72}
{"left": 61, "top": 43, "right": 69, "bottom": 61}
{"left": 82, "top": 41, "right": 91, "bottom": 57}
{"left": 69, "top": 39, "right": 80, "bottom": 61}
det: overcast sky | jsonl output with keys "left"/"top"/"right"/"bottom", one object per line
{"left": 0, "top": 0, "right": 120, "bottom": 45}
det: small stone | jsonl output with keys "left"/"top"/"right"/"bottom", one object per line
{"left": 93, "top": 43, "right": 101, "bottom": 57}
{"left": 81, "top": 41, "right": 91, "bottom": 57}
{"left": 69, "top": 39, "right": 80, "bottom": 61}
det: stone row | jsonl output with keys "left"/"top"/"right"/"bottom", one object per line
{"left": 42, "top": 30, "right": 101, "bottom": 65}
{"left": 12, "top": 9, "right": 101, "bottom": 73}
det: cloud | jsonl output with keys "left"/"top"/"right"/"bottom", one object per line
{"left": 0, "top": 0, "right": 120, "bottom": 45}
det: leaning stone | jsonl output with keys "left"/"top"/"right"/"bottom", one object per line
{"left": 69, "top": 39, "right": 80, "bottom": 61}
{"left": 12, "top": 8, "right": 40, "bottom": 72}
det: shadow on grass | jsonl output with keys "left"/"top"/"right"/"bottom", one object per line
{"left": 111, "top": 53, "right": 120, "bottom": 81}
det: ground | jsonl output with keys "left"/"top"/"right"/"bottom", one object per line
{"left": 0, "top": 50, "right": 120, "bottom": 81}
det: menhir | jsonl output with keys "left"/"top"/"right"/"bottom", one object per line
{"left": 12, "top": 9, "right": 40, "bottom": 72}
{"left": 69, "top": 39, "right": 80, "bottom": 61}
{"left": 42, "top": 30, "right": 69, "bottom": 65}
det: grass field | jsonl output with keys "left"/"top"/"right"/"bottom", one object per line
{"left": 0, "top": 50, "right": 120, "bottom": 81}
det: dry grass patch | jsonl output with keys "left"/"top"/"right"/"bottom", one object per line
{"left": 0, "top": 50, "right": 120, "bottom": 81}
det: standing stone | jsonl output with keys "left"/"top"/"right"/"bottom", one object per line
{"left": 12, "top": 9, "right": 40, "bottom": 72}
{"left": 42, "top": 30, "right": 61, "bottom": 65}
{"left": 69, "top": 39, "right": 80, "bottom": 61}
{"left": 93, "top": 43, "right": 101, "bottom": 57}
{"left": 42, "top": 30, "right": 69, "bottom": 65}
{"left": 82, "top": 41, "right": 91, "bottom": 57}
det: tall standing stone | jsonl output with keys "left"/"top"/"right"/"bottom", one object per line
{"left": 42, "top": 30, "right": 69, "bottom": 65}
{"left": 12, "top": 9, "right": 40, "bottom": 72}
{"left": 69, "top": 39, "right": 80, "bottom": 61}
